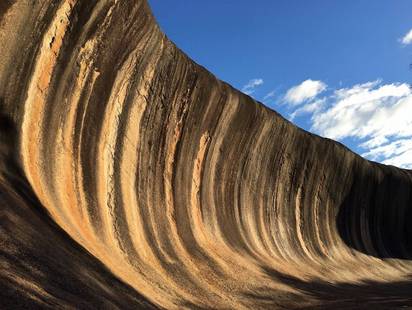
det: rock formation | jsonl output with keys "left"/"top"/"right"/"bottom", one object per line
{"left": 1, "top": 0, "right": 411, "bottom": 309}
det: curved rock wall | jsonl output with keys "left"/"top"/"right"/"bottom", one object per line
{"left": 1, "top": 1, "right": 412, "bottom": 309}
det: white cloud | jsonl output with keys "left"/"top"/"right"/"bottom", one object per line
{"left": 400, "top": 29, "right": 412, "bottom": 45}
{"left": 383, "top": 149, "right": 412, "bottom": 169}
{"left": 286, "top": 79, "right": 412, "bottom": 169}
{"left": 359, "top": 136, "right": 389, "bottom": 149}
{"left": 284, "top": 79, "right": 327, "bottom": 106}
{"left": 241, "top": 78, "right": 264, "bottom": 95}
{"left": 289, "top": 99, "right": 325, "bottom": 121}
{"left": 311, "top": 81, "right": 411, "bottom": 140}
{"left": 362, "top": 139, "right": 412, "bottom": 161}
{"left": 263, "top": 90, "right": 276, "bottom": 101}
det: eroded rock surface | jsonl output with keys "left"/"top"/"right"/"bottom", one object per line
{"left": 1, "top": 1, "right": 411, "bottom": 309}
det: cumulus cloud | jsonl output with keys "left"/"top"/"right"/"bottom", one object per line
{"left": 284, "top": 79, "right": 327, "bottom": 106}
{"left": 311, "top": 81, "right": 411, "bottom": 140}
{"left": 287, "top": 79, "right": 412, "bottom": 169}
{"left": 241, "top": 78, "right": 264, "bottom": 95}
{"left": 400, "top": 29, "right": 412, "bottom": 45}
{"left": 289, "top": 99, "right": 325, "bottom": 121}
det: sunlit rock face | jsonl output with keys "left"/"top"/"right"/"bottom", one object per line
{"left": 1, "top": 1, "right": 412, "bottom": 309}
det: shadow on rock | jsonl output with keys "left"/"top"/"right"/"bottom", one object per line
{"left": 337, "top": 160, "right": 412, "bottom": 260}
{"left": 247, "top": 267, "right": 412, "bottom": 309}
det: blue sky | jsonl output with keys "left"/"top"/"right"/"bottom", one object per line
{"left": 148, "top": 0, "right": 412, "bottom": 169}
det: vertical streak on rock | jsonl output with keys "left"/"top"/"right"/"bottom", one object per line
{"left": 55, "top": 57, "right": 100, "bottom": 247}
{"left": 21, "top": 0, "right": 77, "bottom": 234}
